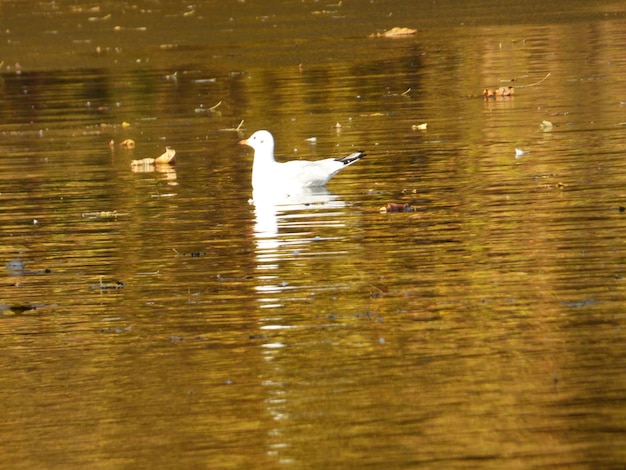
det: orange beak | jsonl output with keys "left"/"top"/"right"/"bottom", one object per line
{"left": 239, "top": 139, "right": 248, "bottom": 146}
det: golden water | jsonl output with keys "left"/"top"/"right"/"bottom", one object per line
{"left": 1, "top": 1, "right": 626, "bottom": 468}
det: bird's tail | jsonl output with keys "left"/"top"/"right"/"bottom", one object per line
{"left": 336, "top": 151, "right": 366, "bottom": 166}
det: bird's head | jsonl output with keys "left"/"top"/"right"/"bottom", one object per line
{"left": 239, "top": 130, "right": 274, "bottom": 153}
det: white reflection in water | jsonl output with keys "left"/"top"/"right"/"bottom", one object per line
{"left": 252, "top": 187, "right": 347, "bottom": 307}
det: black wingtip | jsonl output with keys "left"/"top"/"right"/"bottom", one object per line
{"left": 338, "top": 151, "right": 366, "bottom": 166}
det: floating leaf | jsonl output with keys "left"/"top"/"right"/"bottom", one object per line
{"left": 119, "top": 138, "right": 135, "bottom": 149}
{"left": 131, "top": 157, "right": 156, "bottom": 166}
{"left": 484, "top": 86, "right": 514, "bottom": 98}
{"left": 89, "top": 279, "right": 125, "bottom": 290}
{"left": 380, "top": 202, "right": 412, "bottom": 213}
{"left": 369, "top": 27, "right": 417, "bottom": 38}
{"left": 540, "top": 120, "right": 553, "bottom": 131}
{"left": 82, "top": 211, "right": 126, "bottom": 219}
{"left": 88, "top": 13, "right": 111, "bottom": 22}
{"left": 155, "top": 147, "right": 176, "bottom": 164}
{"left": 483, "top": 73, "right": 550, "bottom": 97}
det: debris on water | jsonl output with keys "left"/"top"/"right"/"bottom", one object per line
{"left": 131, "top": 157, "right": 155, "bottom": 166}
{"left": 118, "top": 138, "right": 136, "bottom": 149}
{"left": 412, "top": 123, "right": 427, "bottom": 131}
{"left": 560, "top": 298, "right": 597, "bottom": 308}
{"left": 99, "top": 325, "right": 132, "bottom": 334}
{"left": 369, "top": 285, "right": 389, "bottom": 298}
{"left": 380, "top": 202, "right": 412, "bottom": 213}
{"left": 369, "top": 27, "right": 417, "bottom": 38}
{"left": 154, "top": 147, "right": 176, "bottom": 164}
{"left": 1, "top": 303, "right": 54, "bottom": 314}
{"left": 131, "top": 146, "right": 176, "bottom": 167}
{"left": 195, "top": 100, "right": 221, "bottom": 113}
{"left": 484, "top": 73, "right": 550, "bottom": 98}
{"left": 6, "top": 259, "right": 25, "bottom": 271}
{"left": 173, "top": 248, "right": 207, "bottom": 257}
{"left": 88, "top": 13, "right": 111, "bottom": 22}
{"left": 218, "top": 119, "right": 245, "bottom": 132}
{"left": 515, "top": 148, "right": 528, "bottom": 158}
{"left": 484, "top": 86, "right": 514, "bottom": 98}
{"left": 384, "top": 87, "right": 411, "bottom": 98}
{"left": 5, "top": 259, "right": 52, "bottom": 275}
{"left": 82, "top": 210, "right": 126, "bottom": 219}
{"left": 90, "top": 279, "right": 125, "bottom": 290}
{"left": 164, "top": 70, "right": 178, "bottom": 80}
{"left": 540, "top": 120, "right": 553, "bottom": 131}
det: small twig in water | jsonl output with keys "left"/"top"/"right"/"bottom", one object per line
{"left": 219, "top": 119, "right": 245, "bottom": 132}
{"left": 513, "top": 72, "right": 551, "bottom": 89}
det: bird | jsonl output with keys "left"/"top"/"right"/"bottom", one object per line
{"left": 239, "top": 130, "right": 365, "bottom": 192}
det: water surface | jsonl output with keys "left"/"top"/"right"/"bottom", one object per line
{"left": 1, "top": 1, "right": 626, "bottom": 468}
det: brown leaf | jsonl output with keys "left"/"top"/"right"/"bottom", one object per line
{"left": 380, "top": 202, "right": 412, "bottom": 213}
{"left": 483, "top": 86, "right": 514, "bottom": 98}
{"left": 369, "top": 27, "right": 417, "bottom": 38}
{"left": 131, "top": 158, "right": 155, "bottom": 166}
{"left": 119, "top": 138, "right": 136, "bottom": 149}
{"left": 154, "top": 147, "right": 176, "bottom": 164}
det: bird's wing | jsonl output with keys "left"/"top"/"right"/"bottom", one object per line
{"left": 278, "top": 159, "right": 345, "bottom": 187}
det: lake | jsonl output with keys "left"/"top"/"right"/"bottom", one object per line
{"left": 1, "top": 0, "right": 626, "bottom": 468}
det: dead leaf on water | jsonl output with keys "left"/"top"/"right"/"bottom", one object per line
{"left": 540, "top": 120, "right": 553, "bottom": 131}
{"left": 483, "top": 73, "right": 550, "bottom": 98}
{"left": 88, "top": 13, "right": 111, "bottom": 22}
{"left": 380, "top": 202, "right": 412, "bottom": 213}
{"left": 82, "top": 211, "right": 127, "bottom": 219}
{"left": 369, "top": 27, "right": 417, "bottom": 38}
{"left": 113, "top": 25, "right": 147, "bottom": 32}
{"left": 155, "top": 147, "right": 176, "bottom": 164}
{"left": 131, "top": 147, "right": 178, "bottom": 179}
{"left": 483, "top": 86, "right": 514, "bottom": 98}
{"left": 131, "top": 157, "right": 156, "bottom": 167}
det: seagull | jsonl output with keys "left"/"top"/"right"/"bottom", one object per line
{"left": 239, "top": 130, "right": 365, "bottom": 192}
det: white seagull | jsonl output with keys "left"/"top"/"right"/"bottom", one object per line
{"left": 239, "top": 130, "right": 365, "bottom": 192}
